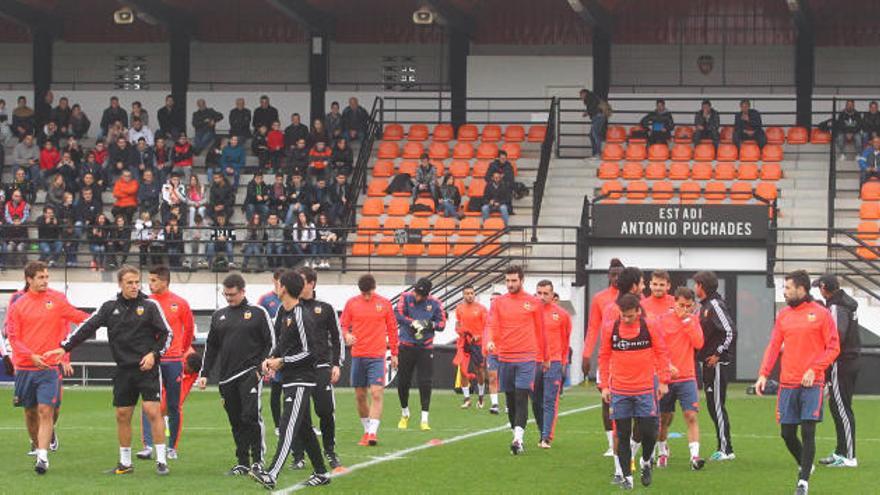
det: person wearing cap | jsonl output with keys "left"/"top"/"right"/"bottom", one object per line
{"left": 693, "top": 100, "right": 720, "bottom": 149}
{"left": 394, "top": 278, "right": 446, "bottom": 431}
{"left": 813, "top": 274, "right": 860, "bottom": 468}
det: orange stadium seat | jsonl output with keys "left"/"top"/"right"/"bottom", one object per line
{"left": 671, "top": 144, "right": 693, "bottom": 161}
{"left": 426, "top": 237, "right": 451, "bottom": 257}
{"left": 645, "top": 162, "right": 667, "bottom": 180}
{"left": 679, "top": 181, "right": 701, "bottom": 203}
{"left": 720, "top": 126, "right": 734, "bottom": 144}
{"left": 501, "top": 143, "right": 521, "bottom": 160}
{"left": 453, "top": 142, "right": 474, "bottom": 159}
{"left": 481, "top": 125, "right": 502, "bottom": 142}
{"left": 787, "top": 127, "right": 808, "bottom": 144}
{"left": 433, "top": 161, "right": 445, "bottom": 176}
{"left": 857, "top": 243, "right": 879, "bottom": 260}
{"left": 527, "top": 125, "right": 546, "bottom": 142}
{"left": 714, "top": 162, "right": 737, "bottom": 181}
{"left": 762, "top": 144, "right": 783, "bottom": 162}
{"left": 730, "top": 182, "right": 754, "bottom": 203}
{"left": 459, "top": 217, "right": 482, "bottom": 236}
{"left": 352, "top": 236, "right": 376, "bottom": 256}
{"left": 606, "top": 126, "right": 627, "bottom": 143}
{"left": 409, "top": 216, "right": 430, "bottom": 231}
{"left": 669, "top": 161, "right": 690, "bottom": 180}
{"left": 367, "top": 179, "right": 388, "bottom": 197}
{"left": 382, "top": 123, "right": 404, "bottom": 141}
{"left": 373, "top": 160, "right": 394, "bottom": 177}
{"left": 739, "top": 143, "right": 761, "bottom": 162}
{"left": 765, "top": 127, "right": 785, "bottom": 145}
{"left": 598, "top": 161, "right": 620, "bottom": 180}
{"left": 673, "top": 126, "right": 694, "bottom": 144}
{"left": 625, "top": 144, "right": 647, "bottom": 161}
{"left": 398, "top": 160, "right": 418, "bottom": 177}
{"left": 429, "top": 142, "right": 449, "bottom": 160}
{"left": 375, "top": 236, "right": 401, "bottom": 256}
{"left": 378, "top": 141, "right": 399, "bottom": 159}
{"left": 857, "top": 221, "right": 879, "bottom": 241}
{"left": 413, "top": 198, "right": 435, "bottom": 216}
{"left": 601, "top": 180, "right": 624, "bottom": 201}
{"left": 408, "top": 124, "right": 429, "bottom": 141}
{"left": 811, "top": 128, "right": 831, "bottom": 144}
{"left": 387, "top": 197, "right": 410, "bottom": 216}
{"left": 761, "top": 163, "right": 782, "bottom": 181}
{"left": 694, "top": 143, "right": 716, "bottom": 161}
{"left": 602, "top": 143, "right": 625, "bottom": 161}
{"left": 504, "top": 125, "right": 525, "bottom": 142}
{"left": 457, "top": 124, "right": 479, "bottom": 142}
{"left": 483, "top": 217, "right": 506, "bottom": 236}
{"left": 403, "top": 142, "right": 425, "bottom": 159}
{"left": 473, "top": 160, "right": 490, "bottom": 178}
{"left": 691, "top": 162, "right": 713, "bottom": 180}
{"left": 738, "top": 163, "right": 759, "bottom": 181}
{"left": 357, "top": 217, "right": 381, "bottom": 235}
{"left": 860, "top": 202, "right": 880, "bottom": 220}
{"left": 755, "top": 182, "right": 778, "bottom": 202}
{"left": 362, "top": 198, "right": 384, "bottom": 216}
{"left": 449, "top": 160, "right": 470, "bottom": 178}
{"left": 652, "top": 181, "right": 674, "bottom": 201}
{"left": 467, "top": 179, "right": 486, "bottom": 198}
{"left": 704, "top": 182, "right": 727, "bottom": 203}
{"left": 862, "top": 181, "right": 880, "bottom": 201}
{"left": 383, "top": 217, "right": 405, "bottom": 235}
{"left": 477, "top": 143, "right": 499, "bottom": 160}
{"left": 622, "top": 161, "right": 644, "bottom": 180}
{"left": 648, "top": 144, "right": 669, "bottom": 161}
{"left": 402, "top": 242, "right": 426, "bottom": 257}
{"left": 453, "top": 236, "right": 478, "bottom": 257}
{"left": 717, "top": 144, "right": 738, "bottom": 161}
{"left": 628, "top": 126, "right": 647, "bottom": 145}
{"left": 433, "top": 124, "right": 454, "bottom": 142}
{"left": 626, "top": 180, "right": 649, "bottom": 203}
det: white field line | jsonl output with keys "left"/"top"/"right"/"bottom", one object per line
{"left": 273, "top": 403, "right": 602, "bottom": 495}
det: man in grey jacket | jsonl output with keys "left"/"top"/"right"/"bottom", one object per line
{"left": 412, "top": 153, "right": 437, "bottom": 204}
{"left": 14, "top": 134, "right": 40, "bottom": 173}
{"left": 693, "top": 100, "right": 720, "bottom": 149}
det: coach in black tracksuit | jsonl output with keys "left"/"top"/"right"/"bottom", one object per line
{"left": 292, "top": 267, "right": 344, "bottom": 469}
{"left": 199, "top": 274, "right": 275, "bottom": 474}
{"left": 252, "top": 271, "right": 330, "bottom": 489}
{"left": 814, "top": 274, "right": 860, "bottom": 465}
{"left": 693, "top": 271, "right": 736, "bottom": 460}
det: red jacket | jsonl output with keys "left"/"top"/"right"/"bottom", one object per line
{"left": 584, "top": 286, "right": 618, "bottom": 358}
{"left": 6, "top": 289, "right": 89, "bottom": 370}
{"left": 113, "top": 178, "right": 139, "bottom": 208}
{"left": 40, "top": 148, "right": 60, "bottom": 171}
{"left": 599, "top": 317, "right": 671, "bottom": 395}
{"left": 641, "top": 294, "right": 675, "bottom": 323}
{"left": 172, "top": 143, "right": 193, "bottom": 168}
{"left": 340, "top": 294, "right": 399, "bottom": 358}
{"left": 759, "top": 300, "right": 840, "bottom": 388}
{"left": 657, "top": 311, "right": 704, "bottom": 382}
{"left": 267, "top": 130, "right": 284, "bottom": 151}
{"left": 542, "top": 302, "right": 572, "bottom": 364}
{"left": 455, "top": 302, "right": 488, "bottom": 352}
{"left": 150, "top": 291, "right": 195, "bottom": 362}
{"left": 488, "top": 291, "right": 546, "bottom": 363}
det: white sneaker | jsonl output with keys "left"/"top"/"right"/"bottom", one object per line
{"left": 828, "top": 457, "right": 857, "bottom": 468}
{"left": 603, "top": 448, "right": 614, "bottom": 457}
{"left": 321, "top": 260, "right": 330, "bottom": 269}
{"left": 167, "top": 448, "right": 178, "bottom": 460}
{"left": 839, "top": 154, "right": 846, "bottom": 162}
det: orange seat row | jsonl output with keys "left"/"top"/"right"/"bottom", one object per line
{"left": 378, "top": 141, "right": 521, "bottom": 160}
{"left": 382, "top": 123, "right": 546, "bottom": 143}
{"left": 598, "top": 161, "right": 782, "bottom": 181}
{"left": 372, "top": 159, "right": 517, "bottom": 179}
{"left": 601, "top": 142, "right": 783, "bottom": 162}
{"left": 599, "top": 180, "right": 778, "bottom": 203}
{"left": 606, "top": 125, "right": 828, "bottom": 146}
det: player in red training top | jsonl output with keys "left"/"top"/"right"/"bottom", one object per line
{"left": 600, "top": 293, "right": 670, "bottom": 490}
{"left": 455, "top": 285, "right": 488, "bottom": 409}
{"left": 583, "top": 259, "right": 624, "bottom": 456}
{"left": 641, "top": 270, "right": 675, "bottom": 323}
{"left": 532, "top": 280, "right": 571, "bottom": 448}
{"left": 136, "top": 265, "right": 194, "bottom": 461}
{"left": 340, "top": 274, "right": 398, "bottom": 446}
{"left": 486, "top": 265, "right": 546, "bottom": 455}
{"left": 756, "top": 270, "right": 840, "bottom": 495}
{"left": 482, "top": 292, "right": 503, "bottom": 414}
{"left": 6, "top": 261, "right": 89, "bottom": 474}
{"left": 656, "top": 287, "right": 705, "bottom": 470}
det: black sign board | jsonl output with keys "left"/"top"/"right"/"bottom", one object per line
{"left": 591, "top": 204, "right": 768, "bottom": 241}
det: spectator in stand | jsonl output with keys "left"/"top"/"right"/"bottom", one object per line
{"left": 835, "top": 99, "right": 864, "bottom": 159}
{"left": 88, "top": 213, "right": 110, "bottom": 271}
{"left": 314, "top": 212, "right": 336, "bottom": 269}
{"left": 62, "top": 135, "right": 84, "bottom": 166}
{"left": 171, "top": 133, "right": 195, "bottom": 183}
{"left": 331, "top": 137, "right": 353, "bottom": 176}
{"left": 245, "top": 171, "right": 270, "bottom": 221}
{"left": 39, "top": 120, "right": 62, "bottom": 149}
{"left": 858, "top": 136, "right": 880, "bottom": 189}
{"left": 437, "top": 172, "right": 462, "bottom": 219}
{"left": 308, "top": 177, "right": 331, "bottom": 217}
{"left": 109, "top": 136, "right": 138, "bottom": 178}
{"left": 229, "top": 97, "right": 252, "bottom": 139}
{"left": 580, "top": 88, "right": 606, "bottom": 156}
{"left": 99, "top": 96, "right": 127, "bottom": 140}
{"left": 8, "top": 167, "right": 35, "bottom": 203}
{"left": 135, "top": 137, "right": 155, "bottom": 179}
{"left": 265, "top": 213, "right": 285, "bottom": 268}
{"left": 56, "top": 190, "right": 77, "bottom": 232}
{"left": 693, "top": 99, "right": 720, "bottom": 149}
{"left": 157, "top": 94, "right": 185, "bottom": 139}
{"left": 79, "top": 152, "right": 104, "bottom": 189}
{"left": 78, "top": 172, "right": 102, "bottom": 204}
{"left": 252, "top": 95, "right": 279, "bottom": 134}
{"left": 207, "top": 213, "right": 236, "bottom": 269}
{"left": 284, "top": 113, "right": 310, "bottom": 153}
{"left": 309, "top": 119, "right": 329, "bottom": 148}
{"left": 55, "top": 151, "right": 78, "bottom": 190}
{"left": 4, "top": 189, "right": 30, "bottom": 266}
{"left": 154, "top": 136, "right": 171, "bottom": 184}
{"left": 481, "top": 171, "right": 511, "bottom": 226}
{"left": 640, "top": 99, "right": 675, "bottom": 145}
{"left": 192, "top": 98, "right": 224, "bottom": 154}
{"left": 328, "top": 172, "right": 349, "bottom": 223}
{"left": 485, "top": 150, "right": 515, "bottom": 188}
{"left": 342, "top": 97, "right": 369, "bottom": 142}
{"left": 0, "top": 99, "right": 13, "bottom": 146}
{"left": 75, "top": 187, "right": 102, "bottom": 227}
{"left": 252, "top": 124, "right": 270, "bottom": 169}
{"left": 12, "top": 95, "right": 35, "bottom": 138}
{"left": 204, "top": 136, "right": 224, "bottom": 182}
{"left": 164, "top": 214, "right": 184, "bottom": 268}
{"left": 111, "top": 169, "right": 139, "bottom": 223}
{"left": 290, "top": 211, "right": 316, "bottom": 267}
{"left": 733, "top": 99, "right": 767, "bottom": 149}
{"left": 184, "top": 213, "right": 207, "bottom": 269}
{"left": 131, "top": 101, "right": 149, "bottom": 127}
{"left": 14, "top": 134, "right": 39, "bottom": 181}
{"left": 308, "top": 140, "right": 332, "bottom": 181}
{"left": 412, "top": 153, "right": 437, "bottom": 204}
{"left": 45, "top": 174, "right": 67, "bottom": 213}
{"left": 34, "top": 90, "right": 53, "bottom": 130}
{"left": 221, "top": 135, "right": 246, "bottom": 189}
{"left": 242, "top": 213, "right": 266, "bottom": 272}
{"left": 268, "top": 173, "right": 290, "bottom": 222}
{"left": 209, "top": 171, "right": 235, "bottom": 222}
{"left": 127, "top": 117, "right": 154, "bottom": 146}
{"left": 37, "top": 206, "right": 63, "bottom": 265}
{"left": 106, "top": 120, "right": 126, "bottom": 147}
{"left": 138, "top": 169, "right": 161, "bottom": 216}
{"left": 267, "top": 121, "right": 285, "bottom": 172}
{"left": 326, "top": 101, "right": 343, "bottom": 142}
{"left": 160, "top": 172, "right": 187, "bottom": 224}
{"left": 134, "top": 210, "right": 158, "bottom": 266}
{"left": 286, "top": 137, "right": 309, "bottom": 177}
{"left": 60, "top": 202, "right": 80, "bottom": 267}
{"left": 93, "top": 140, "right": 109, "bottom": 167}
{"left": 286, "top": 172, "right": 310, "bottom": 224}
{"left": 69, "top": 104, "right": 90, "bottom": 139}
{"left": 39, "top": 140, "right": 61, "bottom": 185}
{"left": 106, "top": 214, "right": 131, "bottom": 268}
{"left": 862, "top": 100, "right": 880, "bottom": 144}
{"left": 51, "top": 97, "right": 72, "bottom": 137}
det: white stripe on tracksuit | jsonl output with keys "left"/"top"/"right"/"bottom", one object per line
{"left": 714, "top": 365, "right": 727, "bottom": 454}
{"left": 830, "top": 362, "right": 854, "bottom": 458}
{"left": 269, "top": 386, "right": 305, "bottom": 479}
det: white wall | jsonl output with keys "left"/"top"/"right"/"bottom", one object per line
{"left": 0, "top": 43, "right": 32, "bottom": 88}
{"left": 590, "top": 246, "right": 767, "bottom": 272}
{"left": 467, "top": 55, "right": 592, "bottom": 98}
{"left": 190, "top": 42, "right": 308, "bottom": 86}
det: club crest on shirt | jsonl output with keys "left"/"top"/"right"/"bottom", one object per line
{"left": 807, "top": 313, "right": 816, "bottom": 322}
{"left": 136, "top": 306, "right": 144, "bottom": 316}
{"left": 170, "top": 303, "right": 179, "bottom": 312}
{"left": 45, "top": 300, "right": 53, "bottom": 310}
{"left": 427, "top": 305, "right": 432, "bottom": 311}
{"left": 552, "top": 312, "right": 560, "bottom": 321}
{"left": 315, "top": 306, "right": 322, "bottom": 314}
{"left": 376, "top": 304, "right": 384, "bottom": 312}
{"left": 523, "top": 302, "right": 532, "bottom": 311}
{"left": 703, "top": 309, "right": 709, "bottom": 318}
{"left": 286, "top": 317, "right": 293, "bottom": 327}
{"left": 244, "top": 310, "right": 252, "bottom": 320}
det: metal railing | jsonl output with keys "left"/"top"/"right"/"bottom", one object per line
{"left": 377, "top": 96, "right": 553, "bottom": 127}
{"left": 530, "top": 97, "right": 558, "bottom": 242}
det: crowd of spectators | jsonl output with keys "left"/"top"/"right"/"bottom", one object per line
{"left": 0, "top": 91, "right": 374, "bottom": 271}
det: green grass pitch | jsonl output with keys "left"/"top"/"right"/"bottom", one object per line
{"left": 0, "top": 383, "right": 876, "bottom": 494}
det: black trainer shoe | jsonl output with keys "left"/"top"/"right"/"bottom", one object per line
{"left": 35, "top": 458, "right": 48, "bottom": 475}
{"left": 226, "top": 464, "right": 249, "bottom": 476}
{"left": 110, "top": 463, "right": 134, "bottom": 475}
{"left": 250, "top": 467, "right": 276, "bottom": 490}
{"left": 510, "top": 440, "right": 524, "bottom": 456}
{"left": 610, "top": 474, "right": 624, "bottom": 485}
{"left": 691, "top": 457, "right": 706, "bottom": 471}
{"left": 326, "top": 451, "right": 342, "bottom": 470}
{"left": 489, "top": 405, "right": 500, "bottom": 415}
{"left": 156, "top": 462, "right": 170, "bottom": 476}
{"left": 303, "top": 472, "right": 331, "bottom": 486}
{"left": 640, "top": 462, "right": 653, "bottom": 487}
{"left": 795, "top": 482, "right": 809, "bottom": 495}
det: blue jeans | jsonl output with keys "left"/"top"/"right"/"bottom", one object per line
{"left": 590, "top": 112, "right": 607, "bottom": 156}
{"left": 242, "top": 242, "right": 263, "bottom": 269}
{"left": 206, "top": 241, "right": 234, "bottom": 264}
{"left": 193, "top": 129, "right": 216, "bottom": 154}
{"left": 438, "top": 199, "right": 458, "bottom": 217}
{"left": 39, "top": 240, "right": 63, "bottom": 262}
{"left": 481, "top": 203, "right": 509, "bottom": 225}
{"left": 291, "top": 243, "right": 315, "bottom": 264}
{"left": 245, "top": 203, "right": 269, "bottom": 222}
{"left": 266, "top": 242, "right": 285, "bottom": 267}
{"left": 284, "top": 204, "right": 305, "bottom": 225}
{"left": 314, "top": 240, "right": 330, "bottom": 256}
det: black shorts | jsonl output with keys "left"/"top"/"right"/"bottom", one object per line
{"left": 113, "top": 366, "right": 161, "bottom": 407}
